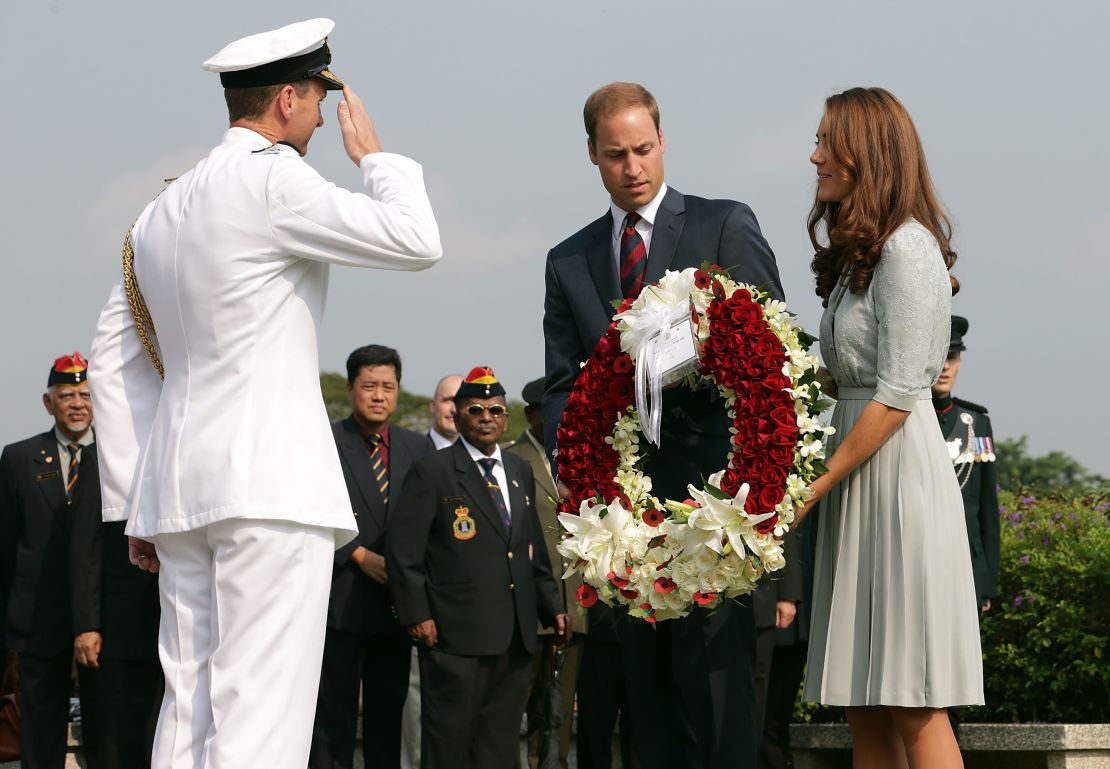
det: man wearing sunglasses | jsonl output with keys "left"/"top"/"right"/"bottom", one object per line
{"left": 387, "top": 368, "right": 569, "bottom": 769}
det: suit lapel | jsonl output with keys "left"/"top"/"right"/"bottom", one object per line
{"left": 32, "top": 431, "right": 67, "bottom": 511}
{"left": 337, "top": 419, "right": 388, "bottom": 530}
{"left": 387, "top": 432, "right": 414, "bottom": 518}
{"left": 643, "top": 187, "right": 687, "bottom": 286}
{"left": 583, "top": 213, "right": 621, "bottom": 319}
{"left": 453, "top": 444, "right": 509, "bottom": 543}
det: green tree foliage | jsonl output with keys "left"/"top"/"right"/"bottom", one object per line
{"left": 963, "top": 490, "right": 1110, "bottom": 723}
{"left": 995, "top": 436, "right": 1108, "bottom": 493}
{"left": 320, "top": 372, "right": 530, "bottom": 443}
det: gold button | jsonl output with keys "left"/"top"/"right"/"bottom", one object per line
{"left": 509, "top": 583, "right": 515, "bottom": 590}
{"left": 507, "top": 551, "right": 514, "bottom": 559}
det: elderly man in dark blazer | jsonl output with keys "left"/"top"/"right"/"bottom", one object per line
{"left": 542, "top": 83, "right": 784, "bottom": 769}
{"left": 0, "top": 353, "right": 100, "bottom": 769}
{"left": 387, "top": 368, "right": 569, "bottom": 769}
{"left": 309, "top": 345, "right": 432, "bottom": 769}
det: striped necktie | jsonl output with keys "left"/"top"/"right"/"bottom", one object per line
{"left": 65, "top": 443, "right": 80, "bottom": 501}
{"left": 367, "top": 433, "right": 389, "bottom": 504}
{"left": 619, "top": 211, "right": 646, "bottom": 298}
{"left": 477, "top": 457, "right": 511, "bottom": 531}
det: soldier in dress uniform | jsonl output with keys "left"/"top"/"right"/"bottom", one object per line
{"left": 931, "top": 315, "right": 1000, "bottom": 615}
{"left": 88, "top": 18, "right": 441, "bottom": 769}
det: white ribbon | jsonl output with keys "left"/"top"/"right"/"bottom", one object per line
{"left": 628, "top": 303, "right": 691, "bottom": 447}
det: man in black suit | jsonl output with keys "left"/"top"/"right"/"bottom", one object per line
{"left": 309, "top": 345, "right": 432, "bottom": 769}
{"left": 0, "top": 353, "right": 99, "bottom": 769}
{"left": 70, "top": 446, "right": 162, "bottom": 769}
{"left": 542, "top": 82, "right": 784, "bottom": 769}
{"left": 387, "top": 368, "right": 570, "bottom": 769}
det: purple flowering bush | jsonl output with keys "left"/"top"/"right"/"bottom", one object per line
{"left": 964, "top": 490, "right": 1110, "bottom": 722}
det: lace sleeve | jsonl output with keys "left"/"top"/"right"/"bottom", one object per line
{"left": 872, "top": 223, "right": 951, "bottom": 410}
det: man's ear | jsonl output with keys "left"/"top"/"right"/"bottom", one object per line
{"left": 587, "top": 138, "right": 598, "bottom": 166}
{"left": 42, "top": 392, "right": 53, "bottom": 416}
{"left": 277, "top": 84, "right": 298, "bottom": 120}
{"left": 658, "top": 129, "right": 666, "bottom": 154}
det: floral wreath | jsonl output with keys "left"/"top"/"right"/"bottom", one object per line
{"left": 555, "top": 265, "right": 834, "bottom": 623}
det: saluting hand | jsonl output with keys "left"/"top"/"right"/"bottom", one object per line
{"left": 337, "top": 85, "right": 382, "bottom": 165}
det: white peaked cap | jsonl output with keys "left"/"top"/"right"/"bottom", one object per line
{"left": 202, "top": 18, "right": 335, "bottom": 73}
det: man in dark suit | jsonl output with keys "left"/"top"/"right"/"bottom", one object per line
{"left": 0, "top": 353, "right": 99, "bottom": 769}
{"left": 932, "top": 316, "right": 1000, "bottom": 614}
{"left": 309, "top": 345, "right": 432, "bottom": 769}
{"left": 542, "top": 82, "right": 784, "bottom": 769}
{"left": 387, "top": 368, "right": 570, "bottom": 769}
{"left": 70, "top": 445, "right": 162, "bottom": 769}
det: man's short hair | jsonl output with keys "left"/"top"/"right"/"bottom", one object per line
{"left": 583, "top": 82, "right": 660, "bottom": 145}
{"left": 223, "top": 80, "right": 312, "bottom": 122}
{"left": 345, "top": 344, "right": 402, "bottom": 384}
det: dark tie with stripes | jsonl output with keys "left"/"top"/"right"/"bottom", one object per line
{"left": 619, "top": 211, "right": 647, "bottom": 298}
{"left": 367, "top": 433, "right": 389, "bottom": 504}
{"left": 477, "top": 458, "right": 511, "bottom": 531}
{"left": 65, "top": 443, "right": 80, "bottom": 501}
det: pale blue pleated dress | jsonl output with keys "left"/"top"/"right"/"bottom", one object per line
{"left": 803, "top": 220, "right": 984, "bottom": 707}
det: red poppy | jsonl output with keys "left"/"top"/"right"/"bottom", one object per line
{"left": 642, "top": 507, "right": 665, "bottom": 527}
{"left": 654, "top": 577, "right": 676, "bottom": 594}
{"left": 693, "top": 591, "right": 718, "bottom": 606}
{"left": 619, "top": 588, "right": 639, "bottom": 600}
{"left": 576, "top": 584, "right": 598, "bottom": 608}
{"left": 693, "top": 269, "right": 712, "bottom": 289}
{"left": 607, "top": 571, "right": 630, "bottom": 589}
{"left": 613, "top": 353, "right": 633, "bottom": 374}
{"left": 711, "top": 280, "right": 726, "bottom": 300}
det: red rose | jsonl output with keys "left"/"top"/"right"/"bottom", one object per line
{"left": 769, "top": 445, "right": 794, "bottom": 467}
{"left": 655, "top": 577, "right": 676, "bottom": 594}
{"left": 755, "top": 514, "right": 779, "bottom": 535}
{"left": 576, "top": 584, "right": 598, "bottom": 608}
{"left": 609, "top": 377, "right": 634, "bottom": 405}
{"left": 758, "top": 485, "right": 785, "bottom": 510}
{"left": 770, "top": 406, "right": 795, "bottom": 431}
{"left": 751, "top": 335, "right": 778, "bottom": 357}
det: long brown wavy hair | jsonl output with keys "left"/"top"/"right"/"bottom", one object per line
{"left": 808, "top": 87, "right": 958, "bottom": 304}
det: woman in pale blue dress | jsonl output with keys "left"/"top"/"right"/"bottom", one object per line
{"left": 792, "top": 88, "right": 983, "bottom": 768}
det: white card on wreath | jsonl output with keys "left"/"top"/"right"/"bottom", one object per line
{"left": 656, "top": 317, "right": 700, "bottom": 386}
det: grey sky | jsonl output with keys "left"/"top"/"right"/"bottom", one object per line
{"left": 1, "top": 1, "right": 1107, "bottom": 473}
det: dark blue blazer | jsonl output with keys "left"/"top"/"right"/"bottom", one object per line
{"left": 385, "top": 442, "right": 561, "bottom": 657}
{"left": 0, "top": 430, "right": 85, "bottom": 655}
{"left": 327, "top": 418, "right": 431, "bottom": 635}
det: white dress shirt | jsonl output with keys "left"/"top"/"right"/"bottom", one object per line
{"left": 54, "top": 427, "right": 94, "bottom": 488}
{"left": 459, "top": 437, "right": 511, "bottom": 518}
{"left": 427, "top": 428, "right": 456, "bottom": 451}
{"left": 609, "top": 182, "right": 669, "bottom": 271}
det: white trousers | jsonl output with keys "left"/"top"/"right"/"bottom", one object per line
{"left": 151, "top": 519, "right": 334, "bottom": 769}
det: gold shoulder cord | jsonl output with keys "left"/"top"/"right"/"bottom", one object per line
{"left": 122, "top": 223, "right": 165, "bottom": 380}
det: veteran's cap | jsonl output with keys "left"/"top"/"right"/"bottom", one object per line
{"left": 202, "top": 18, "right": 344, "bottom": 91}
{"left": 521, "top": 377, "right": 544, "bottom": 406}
{"left": 456, "top": 367, "right": 506, "bottom": 400}
{"left": 48, "top": 352, "right": 88, "bottom": 387}
{"left": 950, "top": 315, "right": 969, "bottom": 353}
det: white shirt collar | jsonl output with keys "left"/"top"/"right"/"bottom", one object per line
{"left": 428, "top": 428, "right": 456, "bottom": 450}
{"left": 609, "top": 182, "right": 668, "bottom": 239}
{"left": 460, "top": 436, "right": 503, "bottom": 466}
{"left": 55, "top": 426, "right": 94, "bottom": 449}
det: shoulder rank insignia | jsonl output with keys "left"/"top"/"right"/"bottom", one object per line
{"left": 453, "top": 505, "right": 476, "bottom": 541}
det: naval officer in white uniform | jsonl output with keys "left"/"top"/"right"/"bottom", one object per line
{"left": 88, "top": 18, "right": 442, "bottom": 769}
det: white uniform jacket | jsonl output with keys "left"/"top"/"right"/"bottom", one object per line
{"left": 89, "top": 127, "right": 442, "bottom": 546}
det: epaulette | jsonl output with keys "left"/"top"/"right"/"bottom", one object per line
{"left": 953, "top": 397, "right": 989, "bottom": 415}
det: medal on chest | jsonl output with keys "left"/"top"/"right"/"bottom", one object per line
{"left": 950, "top": 412, "right": 995, "bottom": 489}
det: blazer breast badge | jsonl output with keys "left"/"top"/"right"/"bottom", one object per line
{"left": 453, "top": 505, "right": 477, "bottom": 541}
